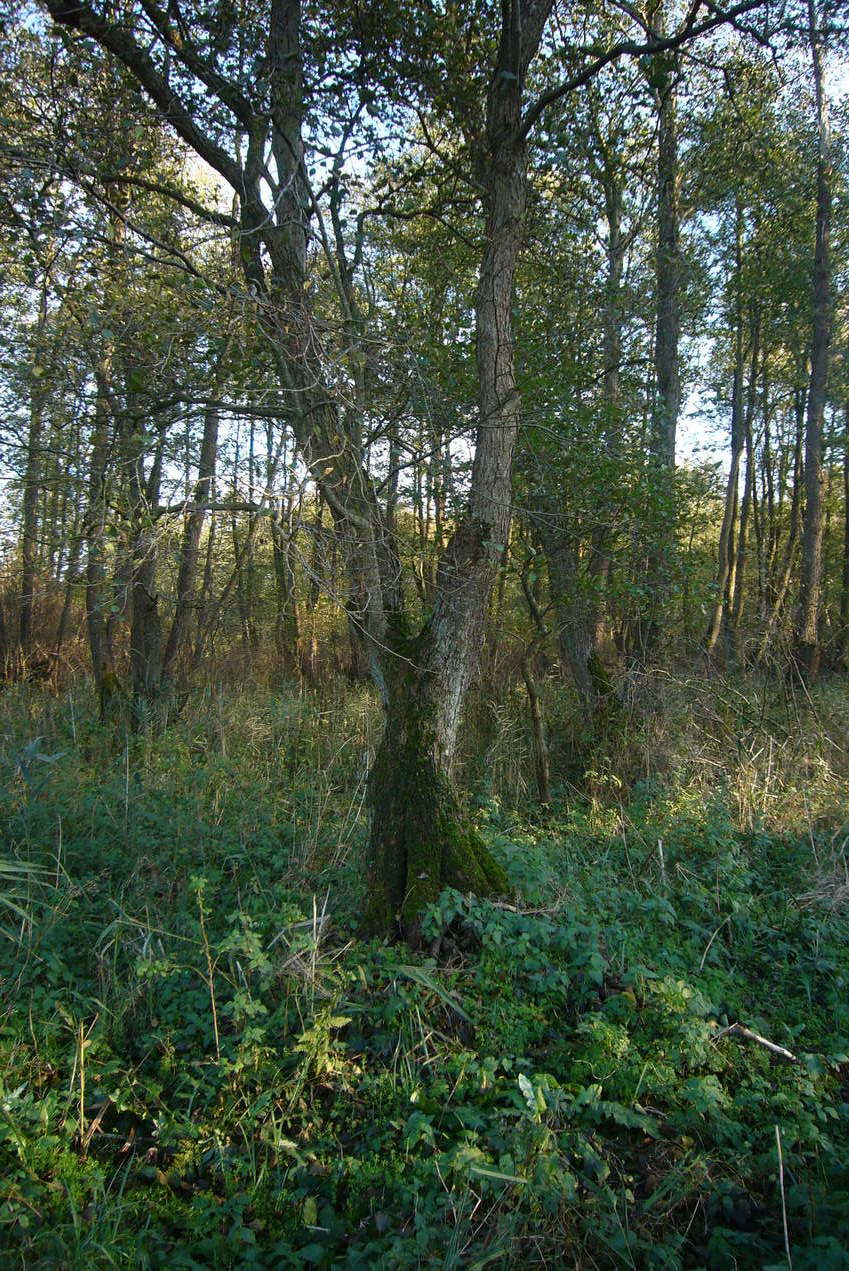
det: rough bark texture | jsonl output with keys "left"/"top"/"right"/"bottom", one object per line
{"left": 364, "top": 0, "right": 553, "bottom": 936}
{"left": 364, "top": 624, "right": 509, "bottom": 944}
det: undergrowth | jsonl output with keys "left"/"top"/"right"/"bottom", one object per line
{"left": 0, "top": 675, "right": 847, "bottom": 1267}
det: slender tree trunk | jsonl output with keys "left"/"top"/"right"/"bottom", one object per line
{"left": 271, "top": 496, "right": 300, "bottom": 673}
{"left": 128, "top": 414, "right": 165, "bottom": 718}
{"left": 19, "top": 391, "right": 45, "bottom": 657}
{"left": 758, "top": 400, "right": 804, "bottom": 662}
{"left": 522, "top": 658, "right": 551, "bottom": 805}
{"left": 192, "top": 513, "right": 217, "bottom": 670}
{"left": 840, "top": 405, "right": 849, "bottom": 661}
{"left": 54, "top": 525, "right": 83, "bottom": 656}
{"left": 728, "top": 407, "right": 754, "bottom": 660}
{"left": 638, "top": 37, "right": 680, "bottom": 661}
{"left": 795, "top": 0, "right": 832, "bottom": 680}
{"left": 162, "top": 405, "right": 220, "bottom": 679}
{"left": 538, "top": 525, "right": 599, "bottom": 718}
{"left": 19, "top": 286, "right": 50, "bottom": 657}
{"left": 0, "top": 600, "right": 7, "bottom": 677}
{"left": 705, "top": 203, "right": 745, "bottom": 658}
{"left": 520, "top": 562, "right": 552, "bottom": 805}
{"left": 84, "top": 364, "right": 113, "bottom": 691}
{"left": 726, "top": 315, "right": 760, "bottom": 662}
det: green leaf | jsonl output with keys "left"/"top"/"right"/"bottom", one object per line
{"left": 396, "top": 965, "right": 471, "bottom": 1022}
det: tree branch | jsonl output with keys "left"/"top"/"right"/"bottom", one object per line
{"left": 520, "top": 0, "right": 771, "bottom": 139}
{"left": 43, "top": 1, "right": 244, "bottom": 192}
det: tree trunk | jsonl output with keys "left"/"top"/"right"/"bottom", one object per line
{"left": 364, "top": 0, "right": 553, "bottom": 941}
{"left": 757, "top": 400, "right": 804, "bottom": 662}
{"left": 84, "top": 364, "right": 113, "bottom": 691}
{"left": 19, "top": 283, "right": 50, "bottom": 658}
{"left": 539, "top": 526, "right": 606, "bottom": 720}
{"left": 271, "top": 495, "right": 300, "bottom": 674}
{"left": 44, "top": 0, "right": 552, "bottom": 942}
{"left": 19, "top": 387, "right": 46, "bottom": 657}
{"left": 705, "top": 202, "right": 744, "bottom": 659}
{"left": 634, "top": 32, "right": 681, "bottom": 664}
{"left": 795, "top": 0, "right": 831, "bottom": 680}
{"left": 128, "top": 416, "right": 165, "bottom": 719}
{"left": 366, "top": 626, "right": 509, "bottom": 942}
{"left": 726, "top": 313, "right": 760, "bottom": 662}
{"left": 54, "top": 527, "right": 82, "bottom": 656}
{"left": 839, "top": 405, "right": 849, "bottom": 662}
{"left": 192, "top": 513, "right": 217, "bottom": 670}
{"left": 727, "top": 403, "right": 754, "bottom": 660}
{"left": 162, "top": 405, "right": 220, "bottom": 679}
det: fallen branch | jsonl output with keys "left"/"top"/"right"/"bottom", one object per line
{"left": 712, "top": 1022, "right": 798, "bottom": 1064}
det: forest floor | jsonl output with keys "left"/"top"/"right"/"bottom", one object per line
{"left": 0, "top": 673, "right": 848, "bottom": 1268}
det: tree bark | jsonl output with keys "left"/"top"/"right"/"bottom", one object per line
{"left": 19, "top": 281, "right": 50, "bottom": 657}
{"left": 795, "top": 0, "right": 831, "bottom": 680}
{"left": 19, "top": 387, "right": 46, "bottom": 656}
{"left": 271, "top": 491, "right": 300, "bottom": 675}
{"left": 837, "top": 403, "right": 849, "bottom": 663}
{"left": 84, "top": 363, "right": 113, "bottom": 691}
{"left": 705, "top": 202, "right": 745, "bottom": 659}
{"left": 128, "top": 412, "right": 166, "bottom": 718}
{"left": 757, "top": 393, "right": 804, "bottom": 662}
{"left": 364, "top": 0, "right": 554, "bottom": 940}
{"left": 638, "top": 34, "right": 681, "bottom": 661}
{"left": 162, "top": 404, "right": 220, "bottom": 679}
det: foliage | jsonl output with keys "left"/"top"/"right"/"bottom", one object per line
{"left": 0, "top": 680, "right": 848, "bottom": 1267}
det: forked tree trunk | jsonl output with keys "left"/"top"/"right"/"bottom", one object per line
{"left": 364, "top": 1, "right": 553, "bottom": 941}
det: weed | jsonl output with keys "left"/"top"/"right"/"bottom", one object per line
{"left": 0, "top": 677, "right": 847, "bottom": 1266}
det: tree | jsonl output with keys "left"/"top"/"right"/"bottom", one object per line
{"left": 795, "top": 0, "right": 833, "bottom": 679}
{"left": 35, "top": 0, "right": 782, "bottom": 938}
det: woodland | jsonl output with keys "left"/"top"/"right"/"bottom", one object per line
{"left": 1, "top": 0, "right": 849, "bottom": 1265}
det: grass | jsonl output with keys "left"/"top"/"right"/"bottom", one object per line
{"left": 0, "top": 672, "right": 847, "bottom": 1267}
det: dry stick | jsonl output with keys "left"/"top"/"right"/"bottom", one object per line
{"left": 196, "top": 892, "right": 221, "bottom": 1063}
{"left": 714, "top": 1022, "right": 798, "bottom": 1064}
{"left": 775, "top": 1124, "right": 793, "bottom": 1269}
{"left": 699, "top": 915, "right": 731, "bottom": 970}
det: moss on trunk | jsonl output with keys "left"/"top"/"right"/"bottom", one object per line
{"left": 363, "top": 685, "right": 508, "bottom": 945}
